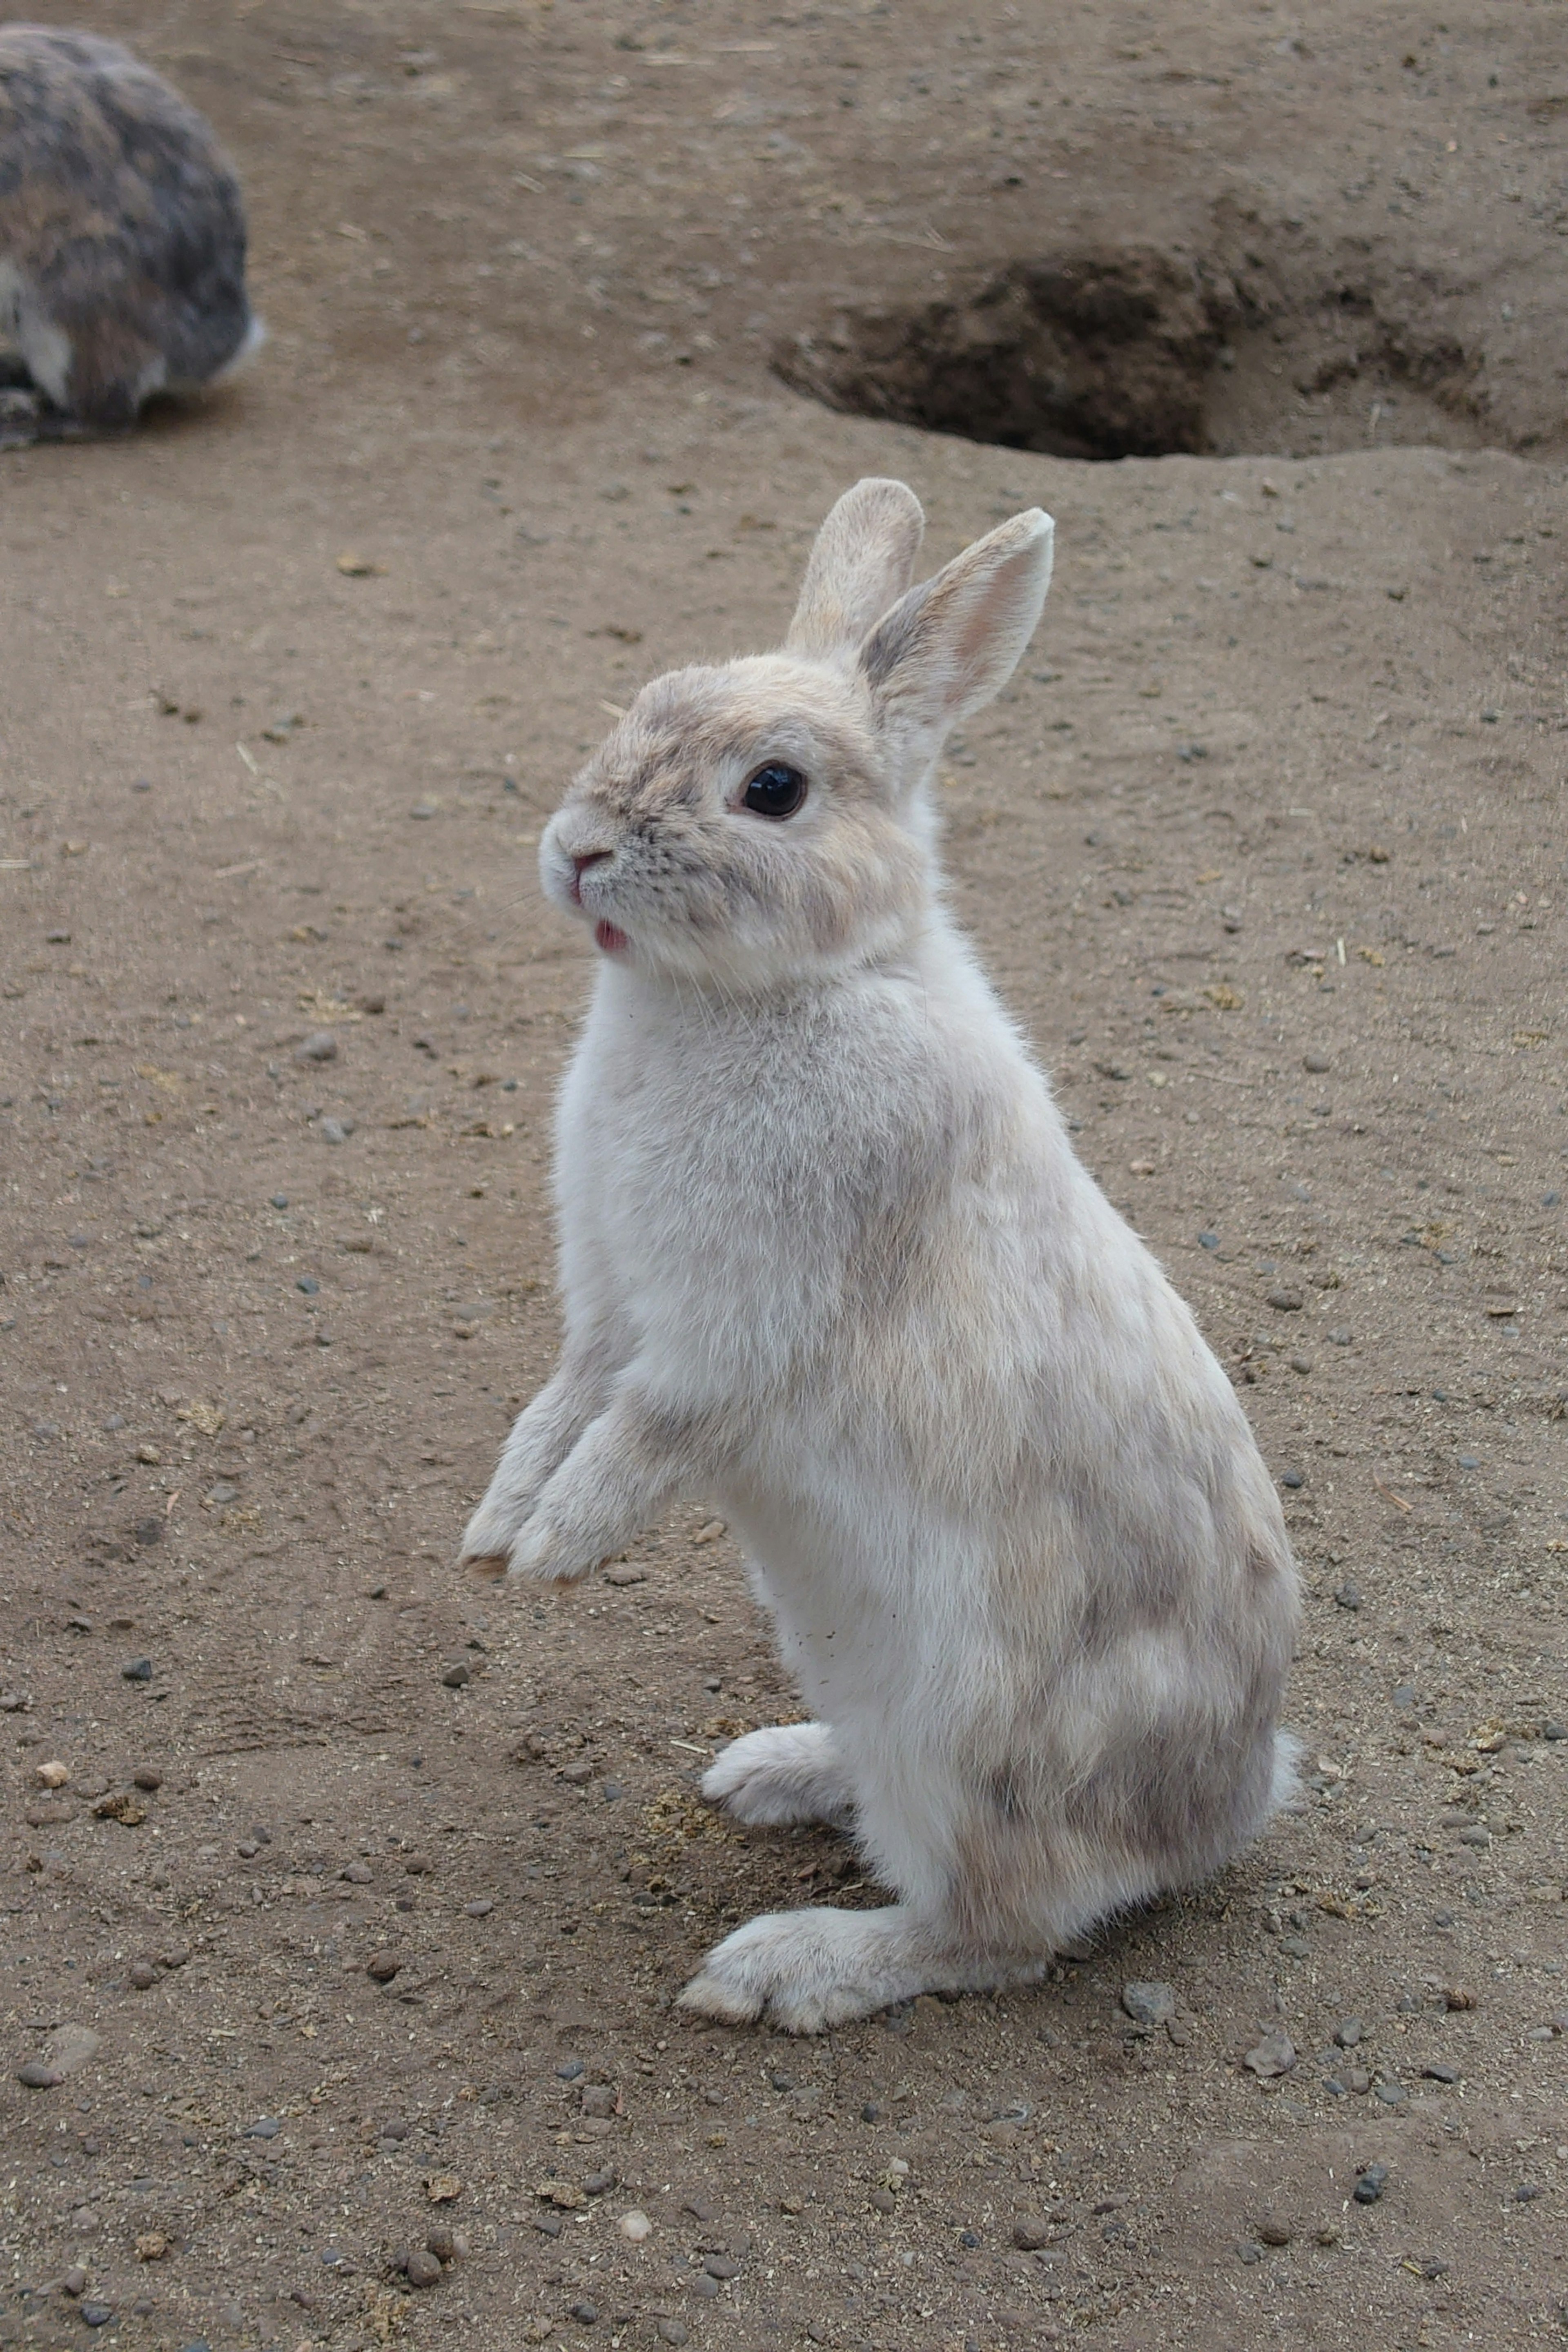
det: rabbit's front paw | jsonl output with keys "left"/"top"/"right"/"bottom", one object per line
{"left": 703, "top": 1723, "right": 854, "bottom": 1828}
{"left": 678, "top": 1905, "right": 931, "bottom": 2034}
{"left": 457, "top": 1488, "right": 538, "bottom": 1574}
{"left": 0, "top": 388, "right": 43, "bottom": 451}
{"left": 504, "top": 1504, "right": 607, "bottom": 1585}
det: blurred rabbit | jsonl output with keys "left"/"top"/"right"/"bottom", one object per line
{"left": 0, "top": 24, "right": 261, "bottom": 447}
{"left": 461, "top": 478, "right": 1300, "bottom": 2030}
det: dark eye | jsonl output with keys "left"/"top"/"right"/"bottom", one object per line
{"left": 741, "top": 762, "right": 807, "bottom": 820}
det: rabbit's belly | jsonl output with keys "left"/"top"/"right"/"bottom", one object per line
{"left": 715, "top": 1475, "right": 993, "bottom": 1723}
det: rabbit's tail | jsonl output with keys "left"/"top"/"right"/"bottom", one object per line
{"left": 209, "top": 310, "right": 267, "bottom": 387}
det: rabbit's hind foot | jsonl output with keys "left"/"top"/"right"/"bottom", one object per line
{"left": 679, "top": 1902, "right": 1044, "bottom": 2034}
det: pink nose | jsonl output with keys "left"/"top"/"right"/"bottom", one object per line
{"left": 569, "top": 849, "right": 609, "bottom": 903}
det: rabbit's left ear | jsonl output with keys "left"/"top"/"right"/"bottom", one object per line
{"left": 860, "top": 508, "right": 1054, "bottom": 748}
{"left": 786, "top": 477, "right": 926, "bottom": 659}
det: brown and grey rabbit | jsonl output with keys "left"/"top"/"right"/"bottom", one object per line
{"left": 0, "top": 24, "right": 261, "bottom": 448}
{"left": 460, "top": 477, "right": 1302, "bottom": 2032}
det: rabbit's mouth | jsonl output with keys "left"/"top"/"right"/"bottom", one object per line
{"left": 594, "top": 919, "right": 631, "bottom": 957}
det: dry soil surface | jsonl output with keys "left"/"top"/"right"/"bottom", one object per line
{"left": 2, "top": 5, "right": 1566, "bottom": 2352}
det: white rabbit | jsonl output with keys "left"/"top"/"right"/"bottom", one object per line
{"left": 461, "top": 477, "right": 1299, "bottom": 2031}
{"left": 0, "top": 26, "right": 261, "bottom": 448}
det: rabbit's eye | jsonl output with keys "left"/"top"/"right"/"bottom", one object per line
{"left": 741, "top": 762, "right": 807, "bottom": 820}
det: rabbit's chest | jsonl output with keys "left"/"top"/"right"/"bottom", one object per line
{"left": 559, "top": 1000, "right": 863, "bottom": 1334}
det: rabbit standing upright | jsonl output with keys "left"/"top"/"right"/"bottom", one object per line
{"left": 0, "top": 25, "right": 261, "bottom": 446}
{"left": 461, "top": 478, "right": 1299, "bottom": 2031}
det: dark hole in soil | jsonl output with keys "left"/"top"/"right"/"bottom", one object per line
{"left": 775, "top": 241, "right": 1489, "bottom": 462}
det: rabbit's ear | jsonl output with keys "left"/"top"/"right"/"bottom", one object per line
{"left": 785, "top": 477, "right": 926, "bottom": 659}
{"left": 860, "top": 509, "right": 1054, "bottom": 748}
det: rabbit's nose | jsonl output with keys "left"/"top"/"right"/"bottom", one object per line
{"left": 569, "top": 849, "right": 610, "bottom": 903}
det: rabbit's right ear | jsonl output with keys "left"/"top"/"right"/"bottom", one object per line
{"left": 858, "top": 507, "right": 1054, "bottom": 764}
{"left": 785, "top": 478, "right": 926, "bottom": 660}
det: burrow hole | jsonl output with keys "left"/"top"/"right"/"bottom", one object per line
{"left": 775, "top": 243, "right": 1494, "bottom": 462}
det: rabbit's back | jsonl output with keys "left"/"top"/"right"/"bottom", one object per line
{"left": 0, "top": 25, "right": 254, "bottom": 425}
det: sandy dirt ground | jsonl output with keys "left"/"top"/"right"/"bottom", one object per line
{"left": 2, "top": 4, "right": 1566, "bottom": 2350}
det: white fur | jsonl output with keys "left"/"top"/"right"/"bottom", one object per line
{"left": 202, "top": 309, "right": 267, "bottom": 390}
{"left": 13, "top": 281, "right": 72, "bottom": 409}
{"left": 462, "top": 478, "right": 1299, "bottom": 2030}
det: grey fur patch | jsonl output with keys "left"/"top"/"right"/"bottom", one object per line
{"left": 0, "top": 25, "right": 254, "bottom": 431}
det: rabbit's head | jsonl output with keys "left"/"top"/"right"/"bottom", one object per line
{"left": 541, "top": 478, "right": 1053, "bottom": 990}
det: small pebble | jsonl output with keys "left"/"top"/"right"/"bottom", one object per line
{"left": 60, "top": 2268, "right": 88, "bottom": 2298}
{"left": 319, "top": 1116, "right": 353, "bottom": 1146}
{"left": 556, "top": 2059, "right": 586, "bottom": 2081}
{"left": 1289, "top": 1353, "right": 1313, "bottom": 1375}
{"left": 1302, "top": 1053, "right": 1332, "bottom": 1074}
{"left": 129, "top": 1961, "right": 157, "bottom": 1991}
{"left": 570, "top": 2301, "right": 599, "bottom": 2324}
{"left": 1422, "top": 2062, "right": 1460, "bottom": 2084}
{"left": 656, "top": 2323, "right": 689, "bottom": 2348}
{"left": 1328, "top": 1327, "right": 1352, "bottom": 1345}
{"left": 426, "top": 2227, "right": 462, "bottom": 2263}
{"left": 619, "top": 2208, "right": 653, "bottom": 2243}
{"left": 121, "top": 1657, "right": 154, "bottom": 1682}
{"left": 132, "top": 1766, "right": 163, "bottom": 1791}
{"left": 583, "top": 2172, "right": 615, "bottom": 2197}
{"left": 1198, "top": 1231, "right": 1219, "bottom": 1249}
{"left": 1256, "top": 2216, "right": 1292, "bottom": 2247}
{"left": 405, "top": 2249, "right": 441, "bottom": 2288}
{"left": 704, "top": 2255, "right": 740, "bottom": 2281}
{"left": 869, "top": 2187, "right": 897, "bottom": 2214}
{"left": 1353, "top": 2162, "right": 1389, "bottom": 2204}
{"left": 80, "top": 2303, "right": 114, "bottom": 2328}
{"left": 1374, "top": 2081, "right": 1408, "bottom": 2106}
{"left": 1120, "top": 1980, "right": 1175, "bottom": 2030}
{"left": 341, "top": 1861, "right": 373, "bottom": 1885}
{"left": 465, "top": 1898, "right": 494, "bottom": 1918}
{"left": 244, "top": 2116, "right": 281, "bottom": 2140}
{"left": 442, "top": 1663, "right": 471, "bottom": 1688}
{"left": 1333, "top": 1581, "right": 1361, "bottom": 1610}
{"left": 35, "top": 1759, "right": 71, "bottom": 1788}
{"left": 17, "top": 2060, "right": 63, "bottom": 2089}
{"left": 295, "top": 1031, "right": 339, "bottom": 1064}
{"left": 1012, "top": 2217, "right": 1053, "bottom": 2252}
{"left": 1266, "top": 1288, "right": 1303, "bottom": 1312}
{"left": 366, "top": 1951, "right": 401, "bottom": 1982}
{"left": 690, "top": 2273, "right": 721, "bottom": 2298}
{"left": 1333, "top": 2019, "right": 1363, "bottom": 2049}
{"left": 1279, "top": 1470, "right": 1304, "bottom": 1490}
{"left": 1243, "top": 2030, "right": 1297, "bottom": 2079}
